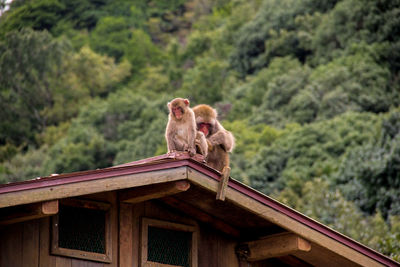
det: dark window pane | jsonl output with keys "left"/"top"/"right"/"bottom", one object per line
{"left": 58, "top": 205, "right": 106, "bottom": 254}
{"left": 148, "top": 226, "right": 191, "bottom": 267}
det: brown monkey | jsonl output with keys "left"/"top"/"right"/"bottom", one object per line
{"left": 166, "top": 98, "right": 208, "bottom": 157}
{"left": 192, "top": 104, "right": 234, "bottom": 172}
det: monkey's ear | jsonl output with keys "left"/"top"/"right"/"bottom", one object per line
{"left": 184, "top": 99, "right": 190, "bottom": 106}
{"left": 167, "top": 102, "right": 171, "bottom": 109}
{"left": 213, "top": 108, "right": 218, "bottom": 117}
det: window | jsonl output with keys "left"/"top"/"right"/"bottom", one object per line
{"left": 51, "top": 199, "right": 112, "bottom": 263}
{"left": 141, "top": 218, "right": 198, "bottom": 267}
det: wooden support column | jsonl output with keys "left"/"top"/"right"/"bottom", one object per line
{"left": 119, "top": 180, "right": 190, "bottom": 204}
{"left": 0, "top": 200, "right": 58, "bottom": 225}
{"left": 237, "top": 233, "right": 311, "bottom": 261}
{"left": 119, "top": 203, "right": 133, "bottom": 267}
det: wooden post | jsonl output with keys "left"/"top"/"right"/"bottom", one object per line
{"left": 119, "top": 203, "right": 133, "bottom": 267}
{"left": 238, "top": 233, "right": 312, "bottom": 261}
{"left": 0, "top": 200, "right": 58, "bottom": 225}
{"left": 216, "top": 166, "right": 231, "bottom": 201}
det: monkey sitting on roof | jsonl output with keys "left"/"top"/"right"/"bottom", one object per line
{"left": 192, "top": 104, "right": 234, "bottom": 173}
{"left": 165, "top": 98, "right": 208, "bottom": 157}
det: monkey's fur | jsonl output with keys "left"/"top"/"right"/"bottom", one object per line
{"left": 193, "top": 104, "right": 234, "bottom": 172}
{"left": 195, "top": 131, "right": 208, "bottom": 158}
{"left": 166, "top": 98, "right": 208, "bottom": 157}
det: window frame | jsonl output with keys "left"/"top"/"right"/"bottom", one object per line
{"left": 51, "top": 198, "right": 112, "bottom": 263}
{"left": 141, "top": 218, "right": 198, "bottom": 267}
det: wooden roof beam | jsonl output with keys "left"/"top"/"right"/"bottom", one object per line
{"left": 119, "top": 180, "right": 190, "bottom": 204}
{"left": 161, "top": 196, "right": 241, "bottom": 238}
{"left": 0, "top": 200, "right": 58, "bottom": 226}
{"left": 237, "top": 232, "right": 311, "bottom": 261}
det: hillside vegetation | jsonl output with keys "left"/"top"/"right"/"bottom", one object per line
{"left": 0, "top": 0, "right": 399, "bottom": 259}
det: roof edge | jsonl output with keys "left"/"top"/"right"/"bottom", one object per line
{"left": 224, "top": 175, "right": 399, "bottom": 266}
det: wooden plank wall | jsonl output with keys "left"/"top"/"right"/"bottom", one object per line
{"left": 0, "top": 219, "right": 39, "bottom": 266}
{"left": 0, "top": 192, "right": 117, "bottom": 267}
{"left": 128, "top": 200, "right": 240, "bottom": 267}
{"left": 0, "top": 195, "right": 240, "bottom": 267}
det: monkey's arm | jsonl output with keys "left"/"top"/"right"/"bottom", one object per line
{"left": 195, "top": 131, "right": 208, "bottom": 158}
{"left": 187, "top": 124, "right": 197, "bottom": 156}
{"left": 166, "top": 124, "right": 177, "bottom": 152}
{"left": 208, "top": 130, "right": 235, "bottom": 152}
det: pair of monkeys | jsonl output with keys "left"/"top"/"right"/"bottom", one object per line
{"left": 165, "top": 98, "right": 234, "bottom": 172}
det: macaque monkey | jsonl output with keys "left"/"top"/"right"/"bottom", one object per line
{"left": 192, "top": 104, "right": 234, "bottom": 172}
{"left": 166, "top": 98, "right": 208, "bottom": 157}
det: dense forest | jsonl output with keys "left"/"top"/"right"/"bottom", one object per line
{"left": 0, "top": 0, "right": 399, "bottom": 260}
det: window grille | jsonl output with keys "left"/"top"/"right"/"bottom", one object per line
{"left": 148, "top": 226, "right": 191, "bottom": 267}
{"left": 141, "top": 218, "right": 198, "bottom": 267}
{"left": 58, "top": 205, "right": 106, "bottom": 254}
{"left": 51, "top": 199, "right": 112, "bottom": 263}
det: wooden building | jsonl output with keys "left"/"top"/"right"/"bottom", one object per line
{"left": 0, "top": 152, "right": 398, "bottom": 267}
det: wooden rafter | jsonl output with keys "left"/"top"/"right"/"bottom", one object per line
{"left": 161, "top": 196, "right": 241, "bottom": 238}
{"left": 119, "top": 180, "right": 190, "bottom": 204}
{"left": 238, "top": 233, "right": 311, "bottom": 261}
{"left": 0, "top": 200, "right": 58, "bottom": 226}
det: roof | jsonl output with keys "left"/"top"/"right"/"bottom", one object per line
{"left": 0, "top": 152, "right": 398, "bottom": 267}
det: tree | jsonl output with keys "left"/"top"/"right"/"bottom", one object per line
{"left": 89, "top": 16, "right": 131, "bottom": 61}
{"left": 229, "top": 0, "right": 333, "bottom": 77}
{"left": 335, "top": 110, "right": 400, "bottom": 218}
{"left": 179, "top": 56, "right": 229, "bottom": 104}
{"left": 0, "top": 0, "right": 64, "bottom": 35}
{"left": 0, "top": 28, "right": 69, "bottom": 145}
{"left": 248, "top": 112, "right": 380, "bottom": 195}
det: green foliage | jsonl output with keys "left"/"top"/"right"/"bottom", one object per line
{"left": 310, "top": 0, "right": 400, "bottom": 71}
{"left": 225, "top": 120, "right": 281, "bottom": 184}
{"left": 124, "top": 29, "right": 165, "bottom": 73}
{"left": 0, "top": 146, "right": 48, "bottom": 183}
{"left": 305, "top": 50, "right": 393, "bottom": 117}
{"left": 65, "top": 46, "right": 131, "bottom": 97}
{"left": 89, "top": 16, "right": 131, "bottom": 61}
{"left": 335, "top": 110, "right": 400, "bottom": 218}
{"left": 0, "top": 28, "right": 130, "bottom": 150}
{"left": 89, "top": 16, "right": 165, "bottom": 75}
{"left": 43, "top": 126, "right": 115, "bottom": 174}
{"left": 229, "top": 0, "right": 299, "bottom": 76}
{"left": 0, "top": 28, "right": 69, "bottom": 145}
{"left": 276, "top": 179, "right": 400, "bottom": 259}
{"left": 0, "top": 0, "right": 65, "bottom": 34}
{"left": 1, "top": 0, "right": 400, "bottom": 259}
{"left": 179, "top": 57, "right": 229, "bottom": 104}
{"left": 228, "top": 0, "right": 334, "bottom": 76}
{"left": 248, "top": 112, "right": 380, "bottom": 195}
{"left": 0, "top": 0, "right": 108, "bottom": 36}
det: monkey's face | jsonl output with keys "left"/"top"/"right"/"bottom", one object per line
{"left": 198, "top": 122, "right": 212, "bottom": 137}
{"left": 172, "top": 106, "right": 184, "bottom": 120}
{"left": 193, "top": 104, "right": 217, "bottom": 136}
{"left": 168, "top": 98, "right": 190, "bottom": 121}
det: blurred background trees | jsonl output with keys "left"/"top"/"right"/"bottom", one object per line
{"left": 0, "top": 0, "right": 399, "bottom": 260}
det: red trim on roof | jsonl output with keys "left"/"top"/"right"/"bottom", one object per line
{"left": 0, "top": 160, "right": 192, "bottom": 195}
{"left": 0, "top": 153, "right": 216, "bottom": 195}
